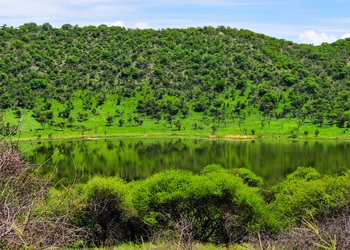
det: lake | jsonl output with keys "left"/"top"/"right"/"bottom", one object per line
{"left": 21, "top": 138, "right": 350, "bottom": 186}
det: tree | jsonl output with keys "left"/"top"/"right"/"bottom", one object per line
{"left": 260, "top": 92, "right": 277, "bottom": 114}
{"left": 41, "top": 22, "right": 53, "bottom": 31}
{"left": 37, "top": 115, "right": 47, "bottom": 129}
{"left": 315, "top": 129, "right": 320, "bottom": 137}
{"left": 127, "top": 116, "right": 132, "bottom": 125}
{"left": 0, "top": 93, "right": 11, "bottom": 109}
{"left": 68, "top": 116, "right": 75, "bottom": 127}
{"left": 59, "top": 109, "right": 70, "bottom": 119}
{"left": 180, "top": 105, "right": 190, "bottom": 118}
{"left": 14, "top": 109, "right": 22, "bottom": 119}
{"left": 106, "top": 115, "right": 114, "bottom": 126}
{"left": 173, "top": 119, "right": 181, "bottom": 131}
{"left": 56, "top": 121, "right": 66, "bottom": 131}
{"left": 211, "top": 124, "right": 218, "bottom": 135}
{"left": 133, "top": 116, "right": 139, "bottom": 124}
{"left": 154, "top": 112, "right": 162, "bottom": 124}
{"left": 313, "top": 113, "right": 324, "bottom": 127}
{"left": 166, "top": 115, "right": 173, "bottom": 128}
{"left": 118, "top": 119, "right": 125, "bottom": 127}
{"left": 281, "top": 72, "right": 297, "bottom": 86}
{"left": 48, "top": 119, "right": 55, "bottom": 129}
{"left": 29, "top": 79, "right": 48, "bottom": 90}
{"left": 61, "top": 24, "right": 73, "bottom": 30}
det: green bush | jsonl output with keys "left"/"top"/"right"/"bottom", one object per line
{"left": 132, "top": 166, "right": 275, "bottom": 244}
{"left": 72, "top": 176, "right": 142, "bottom": 246}
{"left": 285, "top": 166, "right": 321, "bottom": 182}
{"left": 230, "top": 168, "right": 263, "bottom": 187}
{"left": 201, "top": 164, "right": 228, "bottom": 174}
{"left": 270, "top": 167, "right": 350, "bottom": 228}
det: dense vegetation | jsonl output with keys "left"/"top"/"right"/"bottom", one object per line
{"left": 2, "top": 139, "right": 350, "bottom": 249}
{"left": 3, "top": 24, "right": 350, "bottom": 249}
{"left": 1, "top": 23, "right": 350, "bottom": 139}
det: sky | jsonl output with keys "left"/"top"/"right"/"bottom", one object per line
{"left": 1, "top": 0, "right": 350, "bottom": 45}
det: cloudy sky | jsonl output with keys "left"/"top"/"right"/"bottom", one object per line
{"left": 1, "top": 0, "right": 350, "bottom": 45}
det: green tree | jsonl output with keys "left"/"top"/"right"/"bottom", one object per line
{"left": 0, "top": 93, "right": 11, "bottom": 109}
{"left": 106, "top": 115, "right": 114, "bottom": 126}
{"left": 68, "top": 116, "right": 75, "bottom": 127}
{"left": 173, "top": 119, "right": 181, "bottom": 131}
{"left": 36, "top": 115, "right": 47, "bottom": 129}
{"left": 118, "top": 119, "right": 125, "bottom": 127}
{"left": 56, "top": 121, "right": 66, "bottom": 131}
{"left": 315, "top": 129, "right": 320, "bottom": 137}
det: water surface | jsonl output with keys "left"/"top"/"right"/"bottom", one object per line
{"left": 22, "top": 138, "right": 350, "bottom": 185}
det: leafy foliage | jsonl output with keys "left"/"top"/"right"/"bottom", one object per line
{"left": 269, "top": 167, "right": 350, "bottom": 228}
{"left": 1, "top": 23, "right": 350, "bottom": 134}
{"left": 71, "top": 176, "right": 142, "bottom": 245}
{"left": 132, "top": 166, "right": 274, "bottom": 243}
{"left": 3, "top": 140, "right": 350, "bottom": 249}
{"left": 230, "top": 167, "right": 264, "bottom": 187}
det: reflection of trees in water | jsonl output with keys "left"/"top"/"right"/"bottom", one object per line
{"left": 119, "top": 140, "right": 125, "bottom": 150}
{"left": 107, "top": 141, "right": 114, "bottom": 151}
{"left": 29, "top": 141, "right": 58, "bottom": 166}
{"left": 135, "top": 141, "right": 162, "bottom": 157}
{"left": 23, "top": 139, "right": 350, "bottom": 185}
{"left": 136, "top": 139, "right": 190, "bottom": 160}
{"left": 133, "top": 140, "right": 144, "bottom": 152}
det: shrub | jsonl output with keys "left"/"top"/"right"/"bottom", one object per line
{"left": 230, "top": 168, "right": 263, "bottom": 187}
{"left": 269, "top": 167, "right": 350, "bottom": 228}
{"left": 132, "top": 166, "right": 274, "bottom": 244}
{"left": 72, "top": 176, "right": 142, "bottom": 246}
{"left": 285, "top": 166, "right": 321, "bottom": 182}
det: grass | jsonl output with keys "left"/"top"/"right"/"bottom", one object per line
{"left": 3, "top": 92, "right": 350, "bottom": 141}
{"left": 7, "top": 111, "right": 350, "bottom": 142}
{"left": 87, "top": 242, "right": 250, "bottom": 250}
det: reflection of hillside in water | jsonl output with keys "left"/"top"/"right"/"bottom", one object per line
{"left": 22, "top": 139, "right": 350, "bottom": 186}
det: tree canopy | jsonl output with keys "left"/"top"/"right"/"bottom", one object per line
{"left": 1, "top": 23, "right": 350, "bottom": 131}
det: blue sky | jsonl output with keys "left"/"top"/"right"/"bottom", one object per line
{"left": 1, "top": 0, "right": 350, "bottom": 45}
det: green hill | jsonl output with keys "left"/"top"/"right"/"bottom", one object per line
{"left": 1, "top": 23, "right": 350, "bottom": 139}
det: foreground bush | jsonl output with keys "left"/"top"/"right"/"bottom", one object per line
{"left": 229, "top": 167, "right": 264, "bottom": 187}
{"left": 269, "top": 167, "right": 350, "bottom": 229}
{"left": 71, "top": 176, "right": 143, "bottom": 246}
{"left": 132, "top": 165, "right": 276, "bottom": 244}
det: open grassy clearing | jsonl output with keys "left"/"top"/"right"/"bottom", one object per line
{"left": 5, "top": 102, "right": 350, "bottom": 141}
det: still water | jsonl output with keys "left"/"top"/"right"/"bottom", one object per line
{"left": 21, "top": 138, "right": 350, "bottom": 185}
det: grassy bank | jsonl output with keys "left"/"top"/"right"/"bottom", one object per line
{"left": 4, "top": 106, "right": 350, "bottom": 141}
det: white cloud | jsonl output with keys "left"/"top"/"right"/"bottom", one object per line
{"left": 135, "top": 22, "right": 148, "bottom": 29}
{"left": 105, "top": 21, "right": 125, "bottom": 27}
{"left": 341, "top": 33, "right": 350, "bottom": 39}
{"left": 298, "top": 30, "right": 337, "bottom": 45}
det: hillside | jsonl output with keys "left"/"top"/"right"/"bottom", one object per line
{"left": 1, "top": 23, "right": 350, "bottom": 138}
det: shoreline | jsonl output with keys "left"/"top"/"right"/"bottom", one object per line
{"left": 5, "top": 131, "right": 350, "bottom": 142}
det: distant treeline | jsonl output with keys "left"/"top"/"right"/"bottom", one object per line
{"left": 1, "top": 23, "right": 350, "bottom": 128}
